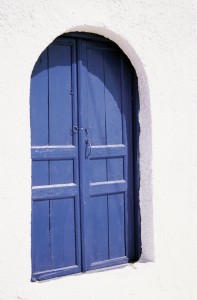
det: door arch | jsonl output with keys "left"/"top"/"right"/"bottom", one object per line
{"left": 30, "top": 33, "right": 140, "bottom": 281}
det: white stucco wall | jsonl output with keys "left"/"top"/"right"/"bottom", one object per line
{"left": 0, "top": 0, "right": 197, "bottom": 299}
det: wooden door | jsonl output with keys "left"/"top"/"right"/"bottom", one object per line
{"left": 30, "top": 35, "right": 137, "bottom": 281}
{"left": 31, "top": 39, "right": 81, "bottom": 281}
{"left": 78, "top": 40, "right": 135, "bottom": 271}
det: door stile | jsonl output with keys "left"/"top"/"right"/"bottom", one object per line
{"left": 77, "top": 39, "right": 91, "bottom": 272}
{"left": 70, "top": 39, "right": 82, "bottom": 269}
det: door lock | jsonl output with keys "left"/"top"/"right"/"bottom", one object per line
{"left": 72, "top": 126, "right": 84, "bottom": 133}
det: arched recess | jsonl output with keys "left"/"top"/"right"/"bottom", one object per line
{"left": 30, "top": 32, "right": 151, "bottom": 281}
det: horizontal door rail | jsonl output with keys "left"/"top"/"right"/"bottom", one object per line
{"left": 32, "top": 183, "right": 77, "bottom": 200}
{"left": 90, "top": 256, "right": 128, "bottom": 270}
{"left": 89, "top": 180, "right": 127, "bottom": 196}
{"left": 31, "top": 146, "right": 77, "bottom": 160}
{"left": 90, "top": 144, "right": 126, "bottom": 159}
{"left": 32, "top": 265, "right": 80, "bottom": 281}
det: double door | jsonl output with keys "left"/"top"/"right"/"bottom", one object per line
{"left": 31, "top": 36, "right": 135, "bottom": 281}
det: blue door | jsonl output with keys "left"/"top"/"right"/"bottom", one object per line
{"left": 31, "top": 35, "right": 138, "bottom": 281}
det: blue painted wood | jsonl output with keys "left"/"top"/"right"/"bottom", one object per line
{"left": 91, "top": 196, "right": 109, "bottom": 262}
{"left": 48, "top": 43, "right": 73, "bottom": 146}
{"left": 51, "top": 198, "right": 76, "bottom": 268}
{"left": 31, "top": 34, "right": 139, "bottom": 280}
{"left": 89, "top": 180, "right": 127, "bottom": 196}
{"left": 31, "top": 265, "right": 80, "bottom": 281}
{"left": 85, "top": 48, "right": 108, "bottom": 263}
{"left": 89, "top": 144, "right": 126, "bottom": 159}
{"left": 32, "top": 161, "right": 48, "bottom": 186}
{"left": 104, "top": 52, "right": 127, "bottom": 260}
{"left": 90, "top": 256, "right": 128, "bottom": 270}
{"left": 50, "top": 160, "right": 73, "bottom": 184}
{"left": 32, "top": 200, "right": 50, "bottom": 273}
{"left": 31, "top": 50, "right": 48, "bottom": 146}
{"left": 31, "top": 38, "right": 81, "bottom": 281}
{"left": 49, "top": 74, "right": 77, "bottom": 272}
{"left": 31, "top": 50, "right": 50, "bottom": 274}
{"left": 32, "top": 183, "right": 77, "bottom": 200}
{"left": 78, "top": 40, "right": 135, "bottom": 271}
{"left": 82, "top": 44, "right": 109, "bottom": 267}
{"left": 31, "top": 146, "right": 77, "bottom": 160}
{"left": 108, "top": 193, "right": 125, "bottom": 258}
{"left": 107, "top": 158, "right": 124, "bottom": 181}
{"left": 104, "top": 51, "right": 123, "bottom": 145}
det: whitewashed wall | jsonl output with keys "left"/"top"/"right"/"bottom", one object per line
{"left": 0, "top": 1, "right": 197, "bottom": 299}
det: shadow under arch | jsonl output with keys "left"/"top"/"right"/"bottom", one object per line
{"left": 31, "top": 29, "right": 154, "bottom": 266}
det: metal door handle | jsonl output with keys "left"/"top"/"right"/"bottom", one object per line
{"left": 85, "top": 127, "right": 92, "bottom": 158}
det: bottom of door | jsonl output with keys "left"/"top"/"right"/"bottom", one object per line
{"left": 89, "top": 256, "right": 129, "bottom": 271}
{"left": 31, "top": 257, "right": 130, "bottom": 281}
{"left": 31, "top": 265, "right": 81, "bottom": 281}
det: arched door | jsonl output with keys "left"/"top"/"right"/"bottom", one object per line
{"left": 31, "top": 34, "right": 139, "bottom": 281}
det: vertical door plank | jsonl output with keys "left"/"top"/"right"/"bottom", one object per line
{"left": 31, "top": 49, "right": 50, "bottom": 273}
{"left": 48, "top": 44, "right": 73, "bottom": 146}
{"left": 104, "top": 51, "right": 122, "bottom": 145}
{"left": 91, "top": 196, "right": 109, "bottom": 262}
{"left": 32, "top": 161, "right": 49, "bottom": 186}
{"left": 48, "top": 42, "right": 79, "bottom": 270}
{"left": 50, "top": 160, "right": 73, "bottom": 184}
{"left": 50, "top": 158, "right": 76, "bottom": 267}
{"left": 108, "top": 193, "right": 125, "bottom": 259}
{"left": 86, "top": 48, "right": 109, "bottom": 263}
{"left": 87, "top": 49, "right": 106, "bottom": 146}
{"left": 104, "top": 50, "right": 126, "bottom": 259}
{"left": 107, "top": 157, "right": 124, "bottom": 181}
{"left": 32, "top": 200, "right": 50, "bottom": 272}
{"left": 87, "top": 49, "right": 107, "bottom": 190}
{"left": 51, "top": 198, "right": 76, "bottom": 268}
{"left": 30, "top": 50, "right": 48, "bottom": 146}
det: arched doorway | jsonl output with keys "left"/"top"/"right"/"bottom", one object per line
{"left": 30, "top": 33, "right": 140, "bottom": 281}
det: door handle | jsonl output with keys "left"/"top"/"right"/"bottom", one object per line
{"left": 85, "top": 127, "right": 92, "bottom": 158}
{"left": 72, "top": 126, "right": 91, "bottom": 158}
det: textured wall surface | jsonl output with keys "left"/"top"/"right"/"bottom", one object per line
{"left": 0, "top": 0, "right": 197, "bottom": 299}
